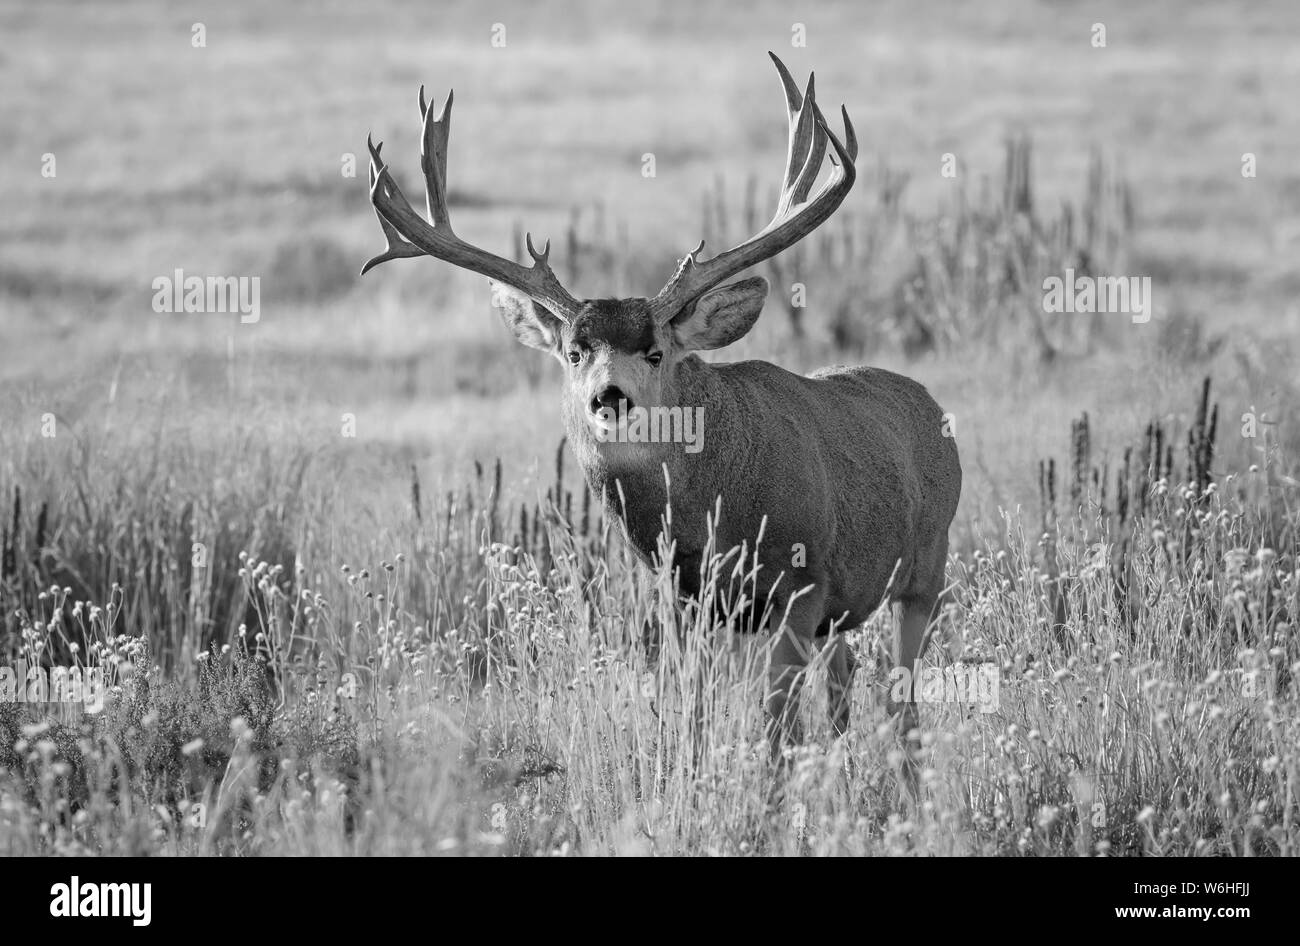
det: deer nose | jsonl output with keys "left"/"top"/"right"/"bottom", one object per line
{"left": 590, "top": 385, "right": 631, "bottom": 416}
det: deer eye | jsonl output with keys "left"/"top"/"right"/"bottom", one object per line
{"left": 646, "top": 351, "right": 663, "bottom": 367}
{"left": 567, "top": 350, "right": 582, "bottom": 365}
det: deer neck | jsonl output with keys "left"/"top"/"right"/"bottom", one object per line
{"left": 563, "top": 356, "right": 745, "bottom": 559}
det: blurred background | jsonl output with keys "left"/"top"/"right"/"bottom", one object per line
{"left": 6, "top": 1, "right": 1300, "bottom": 856}
{"left": 2, "top": 0, "right": 1297, "bottom": 534}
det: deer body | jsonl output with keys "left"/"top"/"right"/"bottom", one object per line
{"left": 561, "top": 330, "right": 961, "bottom": 737}
{"left": 362, "top": 53, "right": 962, "bottom": 749}
{"left": 567, "top": 354, "right": 958, "bottom": 621}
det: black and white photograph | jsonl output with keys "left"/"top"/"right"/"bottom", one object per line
{"left": 0, "top": 0, "right": 1295, "bottom": 888}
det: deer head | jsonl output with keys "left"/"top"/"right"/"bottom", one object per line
{"left": 362, "top": 53, "right": 857, "bottom": 466}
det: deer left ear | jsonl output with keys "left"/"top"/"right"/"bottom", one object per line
{"left": 671, "top": 276, "right": 769, "bottom": 351}
{"left": 492, "top": 281, "right": 564, "bottom": 355}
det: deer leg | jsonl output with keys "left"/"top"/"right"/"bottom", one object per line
{"left": 765, "top": 590, "right": 822, "bottom": 760}
{"left": 887, "top": 593, "right": 938, "bottom": 803}
{"left": 825, "top": 632, "right": 857, "bottom": 737}
{"left": 888, "top": 595, "right": 936, "bottom": 733}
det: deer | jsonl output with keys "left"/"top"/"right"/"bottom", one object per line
{"left": 361, "top": 53, "right": 962, "bottom": 755}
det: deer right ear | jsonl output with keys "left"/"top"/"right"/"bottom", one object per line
{"left": 671, "top": 276, "right": 769, "bottom": 351}
{"left": 492, "top": 281, "right": 564, "bottom": 355}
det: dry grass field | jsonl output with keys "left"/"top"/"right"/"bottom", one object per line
{"left": 0, "top": 0, "right": 1298, "bottom": 855}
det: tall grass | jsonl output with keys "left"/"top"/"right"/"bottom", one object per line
{"left": 0, "top": 412, "right": 1295, "bottom": 855}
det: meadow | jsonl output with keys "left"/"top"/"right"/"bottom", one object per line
{"left": 0, "top": 0, "right": 1298, "bottom": 854}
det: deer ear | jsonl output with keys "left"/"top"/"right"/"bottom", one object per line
{"left": 671, "top": 276, "right": 768, "bottom": 351}
{"left": 492, "top": 281, "right": 563, "bottom": 354}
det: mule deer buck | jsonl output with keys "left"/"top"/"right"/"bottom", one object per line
{"left": 362, "top": 54, "right": 962, "bottom": 752}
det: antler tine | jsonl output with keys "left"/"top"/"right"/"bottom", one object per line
{"left": 361, "top": 88, "right": 582, "bottom": 321}
{"left": 772, "top": 89, "right": 819, "bottom": 221}
{"left": 819, "top": 102, "right": 859, "bottom": 169}
{"left": 419, "top": 87, "right": 453, "bottom": 228}
{"left": 769, "top": 51, "right": 803, "bottom": 115}
{"left": 526, "top": 233, "right": 550, "bottom": 263}
{"left": 768, "top": 55, "right": 828, "bottom": 214}
{"left": 786, "top": 79, "right": 829, "bottom": 209}
{"left": 361, "top": 138, "right": 423, "bottom": 275}
{"left": 649, "top": 54, "right": 858, "bottom": 324}
{"left": 771, "top": 58, "right": 814, "bottom": 195}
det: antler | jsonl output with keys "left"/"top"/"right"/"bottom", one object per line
{"left": 362, "top": 87, "right": 583, "bottom": 322}
{"left": 648, "top": 52, "right": 858, "bottom": 324}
